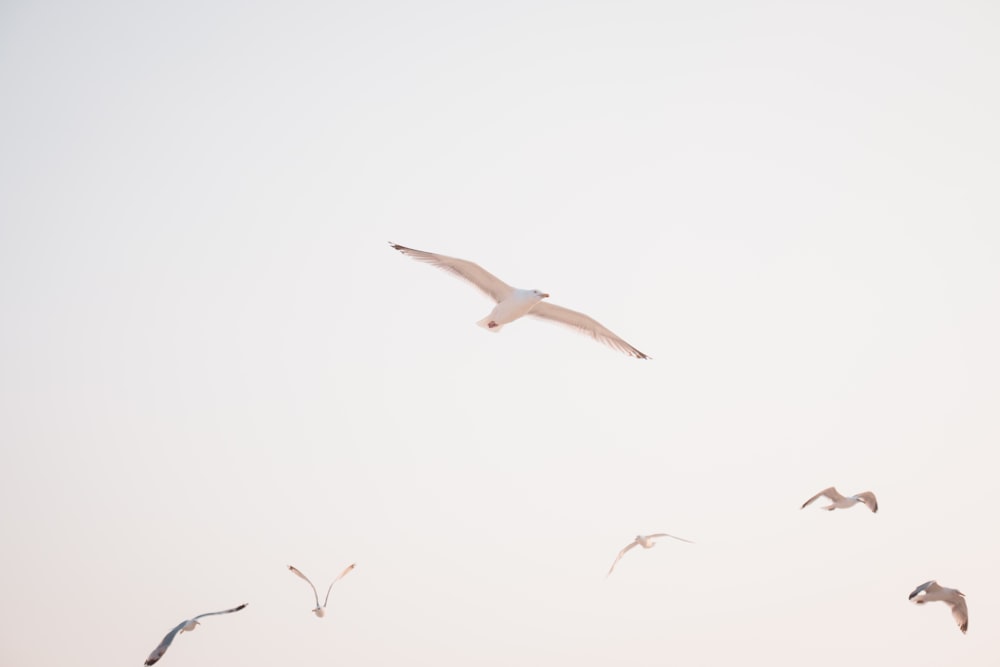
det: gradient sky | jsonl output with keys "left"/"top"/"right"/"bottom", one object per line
{"left": 2, "top": 2, "right": 999, "bottom": 666}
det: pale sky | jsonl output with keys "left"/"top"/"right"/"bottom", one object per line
{"left": 2, "top": 1, "right": 999, "bottom": 665}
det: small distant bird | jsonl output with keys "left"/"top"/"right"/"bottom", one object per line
{"left": 801, "top": 487, "right": 878, "bottom": 513}
{"left": 909, "top": 580, "right": 968, "bottom": 634}
{"left": 607, "top": 533, "right": 693, "bottom": 576}
{"left": 144, "top": 603, "right": 248, "bottom": 665}
{"left": 288, "top": 563, "right": 356, "bottom": 617}
{"left": 389, "top": 242, "right": 650, "bottom": 359}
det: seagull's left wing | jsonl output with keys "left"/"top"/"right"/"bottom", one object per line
{"left": 528, "top": 302, "right": 649, "bottom": 359}
{"left": 389, "top": 243, "right": 514, "bottom": 303}
{"left": 323, "top": 563, "right": 356, "bottom": 607}
{"left": 801, "top": 487, "right": 839, "bottom": 509}
{"left": 145, "top": 620, "right": 188, "bottom": 666}
{"left": 607, "top": 540, "right": 640, "bottom": 577}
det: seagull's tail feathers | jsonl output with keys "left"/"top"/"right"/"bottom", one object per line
{"left": 476, "top": 316, "right": 504, "bottom": 332}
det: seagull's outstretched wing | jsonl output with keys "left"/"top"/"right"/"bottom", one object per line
{"left": 949, "top": 595, "right": 969, "bottom": 634}
{"left": 909, "top": 580, "right": 938, "bottom": 599}
{"left": 289, "top": 566, "right": 320, "bottom": 609}
{"left": 607, "top": 540, "right": 640, "bottom": 577}
{"left": 856, "top": 491, "right": 878, "bottom": 513}
{"left": 322, "top": 563, "right": 356, "bottom": 607}
{"left": 801, "top": 487, "right": 843, "bottom": 508}
{"left": 145, "top": 620, "right": 187, "bottom": 666}
{"left": 192, "top": 603, "right": 248, "bottom": 621}
{"left": 647, "top": 533, "right": 694, "bottom": 543}
{"left": 528, "top": 302, "right": 649, "bottom": 359}
{"left": 389, "top": 243, "right": 514, "bottom": 303}
{"left": 144, "top": 605, "right": 246, "bottom": 666}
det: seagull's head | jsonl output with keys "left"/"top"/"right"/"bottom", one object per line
{"left": 183, "top": 620, "right": 201, "bottom": 632}
{"left": 312, "top": 607, "right": 326, "bottom": 618}
{"left": 532, "top": 290, "right": 550, "bottom": 299}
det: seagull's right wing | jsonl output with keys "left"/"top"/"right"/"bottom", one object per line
{"left": 647, "top": 533, "right": 694, "bottom": 544}
{"left": 909, "top": 580, "right": 937, "bottom": 600}
{"left": 389, "top": 243, "right": 514, "bottom": 303}
{"left": 289, "top": 566, "right": 321, "bottom": 608}
{"left": 607, "top": 541, "right": 640, "bottom": 577}
{"left": 801, "top": 487, "right": 841, "bottom": 509}
{"left": 322, "top": 563, "right": 357, "bottom": 607}
{"left": 948, "top": 595, "right": 969, "bottom": 634}
{"left": 145, "top": 620, "right": 188, "bottom": 666}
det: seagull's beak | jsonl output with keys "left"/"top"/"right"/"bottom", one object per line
{"left": 541, "top": 293, "right": 550, "bottom": 298}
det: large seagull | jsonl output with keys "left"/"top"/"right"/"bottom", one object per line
{"left": 144, "top": 603, "right": 248, "bottom": 665}
{"left": 909, "top": 580, "right": 968, "bottom": 634}
{"left": 389, "top": 243, "right": 650, "bottom": 359}
{"left": 288, "top": 563, "right": 356, "bottom": 617}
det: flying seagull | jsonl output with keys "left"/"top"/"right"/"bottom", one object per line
{"left": 288, "top": 563, "right": 356, "bottom": 617}
{"left": 800, "top": 487, "right": 878, "bottom": 513}
{"left": 607, "top": 533, "right": 693, "bottom": 576}
{"left": 389, "top": 242, "right": 650, "bottom": 359}
{"left": 144, "top": 603, "right": 248, "bottom": 665}
{"left": 909, "top": 580, "right": 968, "bottom": 634}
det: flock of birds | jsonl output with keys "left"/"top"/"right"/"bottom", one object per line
{"left": 140, "top": 242, "right": 969, "bottom": 664}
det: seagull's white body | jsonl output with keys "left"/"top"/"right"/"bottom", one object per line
{"left": 144, "top": 603, "right": 248, "bottom": 666}
{"left": 909, "top": 580, "right": 968, "bottom": 634}
{"left": 606, "top": 533, "right": 692, "bottom": 576}
{"left": 801, "top": 486, "right": 878, "bottom": 513}
{"left": 389, "top": 243, "right": 649, "bottom": 359}
{"left": 288, "top": 563, "right": 355, "bottom": 617}
{"left": 477, "top": 288, "right": 548, "bottom": 332}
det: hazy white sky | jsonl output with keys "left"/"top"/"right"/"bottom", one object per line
{"left": 2, "top": 1, "right": 999, "bottom": 665}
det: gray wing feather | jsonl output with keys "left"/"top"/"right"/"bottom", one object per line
{"left": 909, "top": 580, "right": 937, "bottom": 599}
{"left": 144, "top": 621, "right": 188, "bottom": 666}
